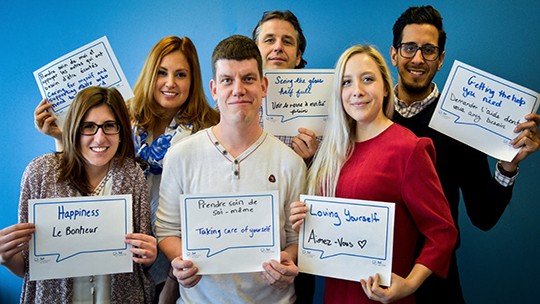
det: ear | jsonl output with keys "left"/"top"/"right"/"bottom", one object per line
{"left": 295, "top": 51, "right": 302, "bottom": 68}
{"left": 261, "top": 76, "right": 269, "bottom": 98}
{"left": 390, "top": 46, "right": 398, "bottom": 67}
{"left": 210, "top": 79, "right": 218, "bottom": 101}
{"left": 437, "top": 50, "right": 446, "bottom": 71}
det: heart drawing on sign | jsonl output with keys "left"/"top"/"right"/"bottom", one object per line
{"left": 358, "top": 240, "right": 367, "bottom": 248}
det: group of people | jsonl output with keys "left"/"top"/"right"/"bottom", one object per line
{"left": 1, "top": 5, "right": 539, "bottom": 304}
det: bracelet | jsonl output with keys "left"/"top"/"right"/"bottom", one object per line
{"left": 168, "top": 271, "right": 177, "bottom": 281}
{"left": 497, "top": 160, "right": 518, "bottom": 177}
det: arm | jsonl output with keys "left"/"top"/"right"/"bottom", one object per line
{"left": 462, "top": 113, "right": 539, "bottom": 230}
{"left": 260, "top": 154, "right": 306, "bottom": 288}
{"left": 360, "top": 264, "right": 432, "bottom": 303}
{"left": 403, "top": 139, "right": 457, "bottom": 278}
{"left": 155, "top": 149, "right": 201, "bottom": 287}
{"left": 0, "top": 223, "right": 35, "bottom": 278}
{"left": 125, "top": 163, "right": 156, "bottom": 267}
{"left": 34, "top": 99, "right": 63, "bottom": 151}
{"left": 458, "top": 145, "right": 513, "bottom": 231}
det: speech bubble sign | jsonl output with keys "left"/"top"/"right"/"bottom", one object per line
{"left": 28, "top": 195, "right": 133, "bottom": 281}
{"left": 298, "top": 195, "right": 395, "bottom": 286}
{"left": 180, "top": 192, "right": 280, "bottom": 274}
{"left": 429, "top": 60, "right": 540, "bottom": 161}
{"left": 263, "top": 69, "right": 334, "bottom": 137}
{"left": 33, "top": 36, "right": 133, "bottom": 130}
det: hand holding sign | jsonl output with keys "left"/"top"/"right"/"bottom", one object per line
{"left": 33, "top": 36, "right": 133, "bottom": 130}
{"left": 429, "top": 60, "right": 540, "bottom": 161}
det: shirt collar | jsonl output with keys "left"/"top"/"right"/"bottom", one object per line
{"left": 393, "top": 84, "right": 439, "bottom": 118}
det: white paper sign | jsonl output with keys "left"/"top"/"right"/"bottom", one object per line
{"left": 28, "top": 195, "right": 133, "bottom": 281}
{"left": 429, "top": 60, "right": 540, "bottom": 161}
{"left": 298, "top": 195, "right": 395, "bottom": 286}
{"left": 180, "top": 192, "right": 280, "bottom": 275}
{"left": 33, "top": 36, "right": 133, "bottom": 130}
{"left": 263, "top": 69, "right": 333, "bottom": 137}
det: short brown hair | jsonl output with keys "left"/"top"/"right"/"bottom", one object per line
{"left": 211, "top": 35, "right": 263, "bottom": 79}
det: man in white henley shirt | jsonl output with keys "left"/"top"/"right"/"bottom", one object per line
{"left": 155, "top": 35, "right": 306, "bottom": 304}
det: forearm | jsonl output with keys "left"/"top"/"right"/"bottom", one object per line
{"left": 405, "top": 263, "right": 432, "bottom": 293}
{"left": 283, "top": 243, "right": 298, "bottom": 264}
{"left": 158, "top": 236, "right": 182, "bottom": 262}
{"left": 2, "top": 253, "right": 26, "bottom": 278}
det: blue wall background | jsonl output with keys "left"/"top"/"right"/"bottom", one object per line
{"left": 1, "top": 1, "right": 538, "bottom": 303}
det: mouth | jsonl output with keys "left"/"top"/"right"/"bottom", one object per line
{"left": 268, "top": 56, "right": 286, "bottom": 62}
{"left": 91, "top": 147, "right": 108, "bottom": 153}
{"left": 407, "top": 67, "right": 426, "bottom": 78}
{"left": 350, "top": 100, "right": 370, "bottom": 106}
{"left": 161, "top": 90, "right": 178, "bottom": 97}
{"left": 229, "top": 100, "right": 253, "bottom": 105}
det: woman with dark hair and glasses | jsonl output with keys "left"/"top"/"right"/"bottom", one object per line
{"left": 34, "top": 36, "right": 220, "bottom": 303}
{"left": 0, "top": 86, "right": 157, "bottom": 303}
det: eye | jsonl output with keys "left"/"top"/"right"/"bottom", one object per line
{"left": 80, "top": 122, "right": 97, "bottom": 134}
{"left": 103, "top": 122, "right": 119, "bottom": 132}
{"left": 422, "top": 45, "right": 437, "bottom": 55}
{"left": 341, "top": 79, "right": 351, "bottom": 86}
{"left": 264, "top": 38, "right": 275, "bottom": 44}
{"left": 402, "top": 43, "right": 417, "bottom": 53}
{"left": 244, "top": 76, "right": 256, "bottom": 83}
{"left": 283, "top": 38, "right": 295, "bottom": 46}
{"left": 176, "top": 71, "right": 188, "bottom": 78}
{"left": 157, "top": 69, "right": 167, "bottom": 76}
{"left": 81, "top": 122, "right": 95, "bottom": 130}
{"left": 362, "top": 76, "right": 375, "bottom": 83}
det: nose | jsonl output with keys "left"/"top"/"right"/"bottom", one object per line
{"left": 410, "top": 48, "right": 425, "bottom": 64}
{"left": 272, "top": 39, "right": 284, "bottom": 52}
{"left": 93, "top": 127, "right": 107, "bottom": 143}
{"left": 353, "top": 80, "right": 365, "bottom": 97}
{"left": 165, "top": 74, "right": 176, "bottom": 88}
{"left": 232, "top": 79, "right": 246, "bottom": 96}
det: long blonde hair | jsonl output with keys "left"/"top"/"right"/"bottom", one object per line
{"left": 129, "top": 36, "right": 219, "bottom": 133}
{"left": 307, "top": 45, "right": 394, "bottom": 197}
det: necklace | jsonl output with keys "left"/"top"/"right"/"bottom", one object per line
{"left": 90, "top": 170, "right": 113, "bottom": 196}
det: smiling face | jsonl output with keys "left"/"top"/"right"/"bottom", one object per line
{"left": 153, "top": 50, "right": 192, "bottom": 117}
{"left": 79, "top": 104, "right": 120, "bottom": 175}
{"left": 391, "top": 23, "right": 445, "bottom": 102}
{"left": 210, "top": 58, "right": 268, "bottom": 125}
{"left": 341, "top": 53, "right": 388, "bottom": 127}
{"left": 256, "top": 19, "right": 301, "bottom": 69}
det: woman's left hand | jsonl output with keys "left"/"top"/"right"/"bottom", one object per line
{"left": 360, "top": 273, "right": 415, "bottom": 304}
{"left": 125, "top": 233, "right": 157, "bottom": 266}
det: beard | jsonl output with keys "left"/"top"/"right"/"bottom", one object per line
{"left": 401, "top": 78, "right": 432, "bottom": 95}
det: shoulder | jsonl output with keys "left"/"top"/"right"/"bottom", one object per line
{"left": 384, "top": 124, "right": 435, "bottom": 159}
{"left": 24, "top": 154, "right": 59, "bottom": 176}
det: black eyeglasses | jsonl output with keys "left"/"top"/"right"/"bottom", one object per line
{"left": 79, "top": 121, "right": 121, "bottom": 135}
{"left": 397, "top": 43, "right": 440, "bottom": 61}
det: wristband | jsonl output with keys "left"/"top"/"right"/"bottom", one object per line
{"left": 497, "top": 160, "right": 518, "bottom": 177}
